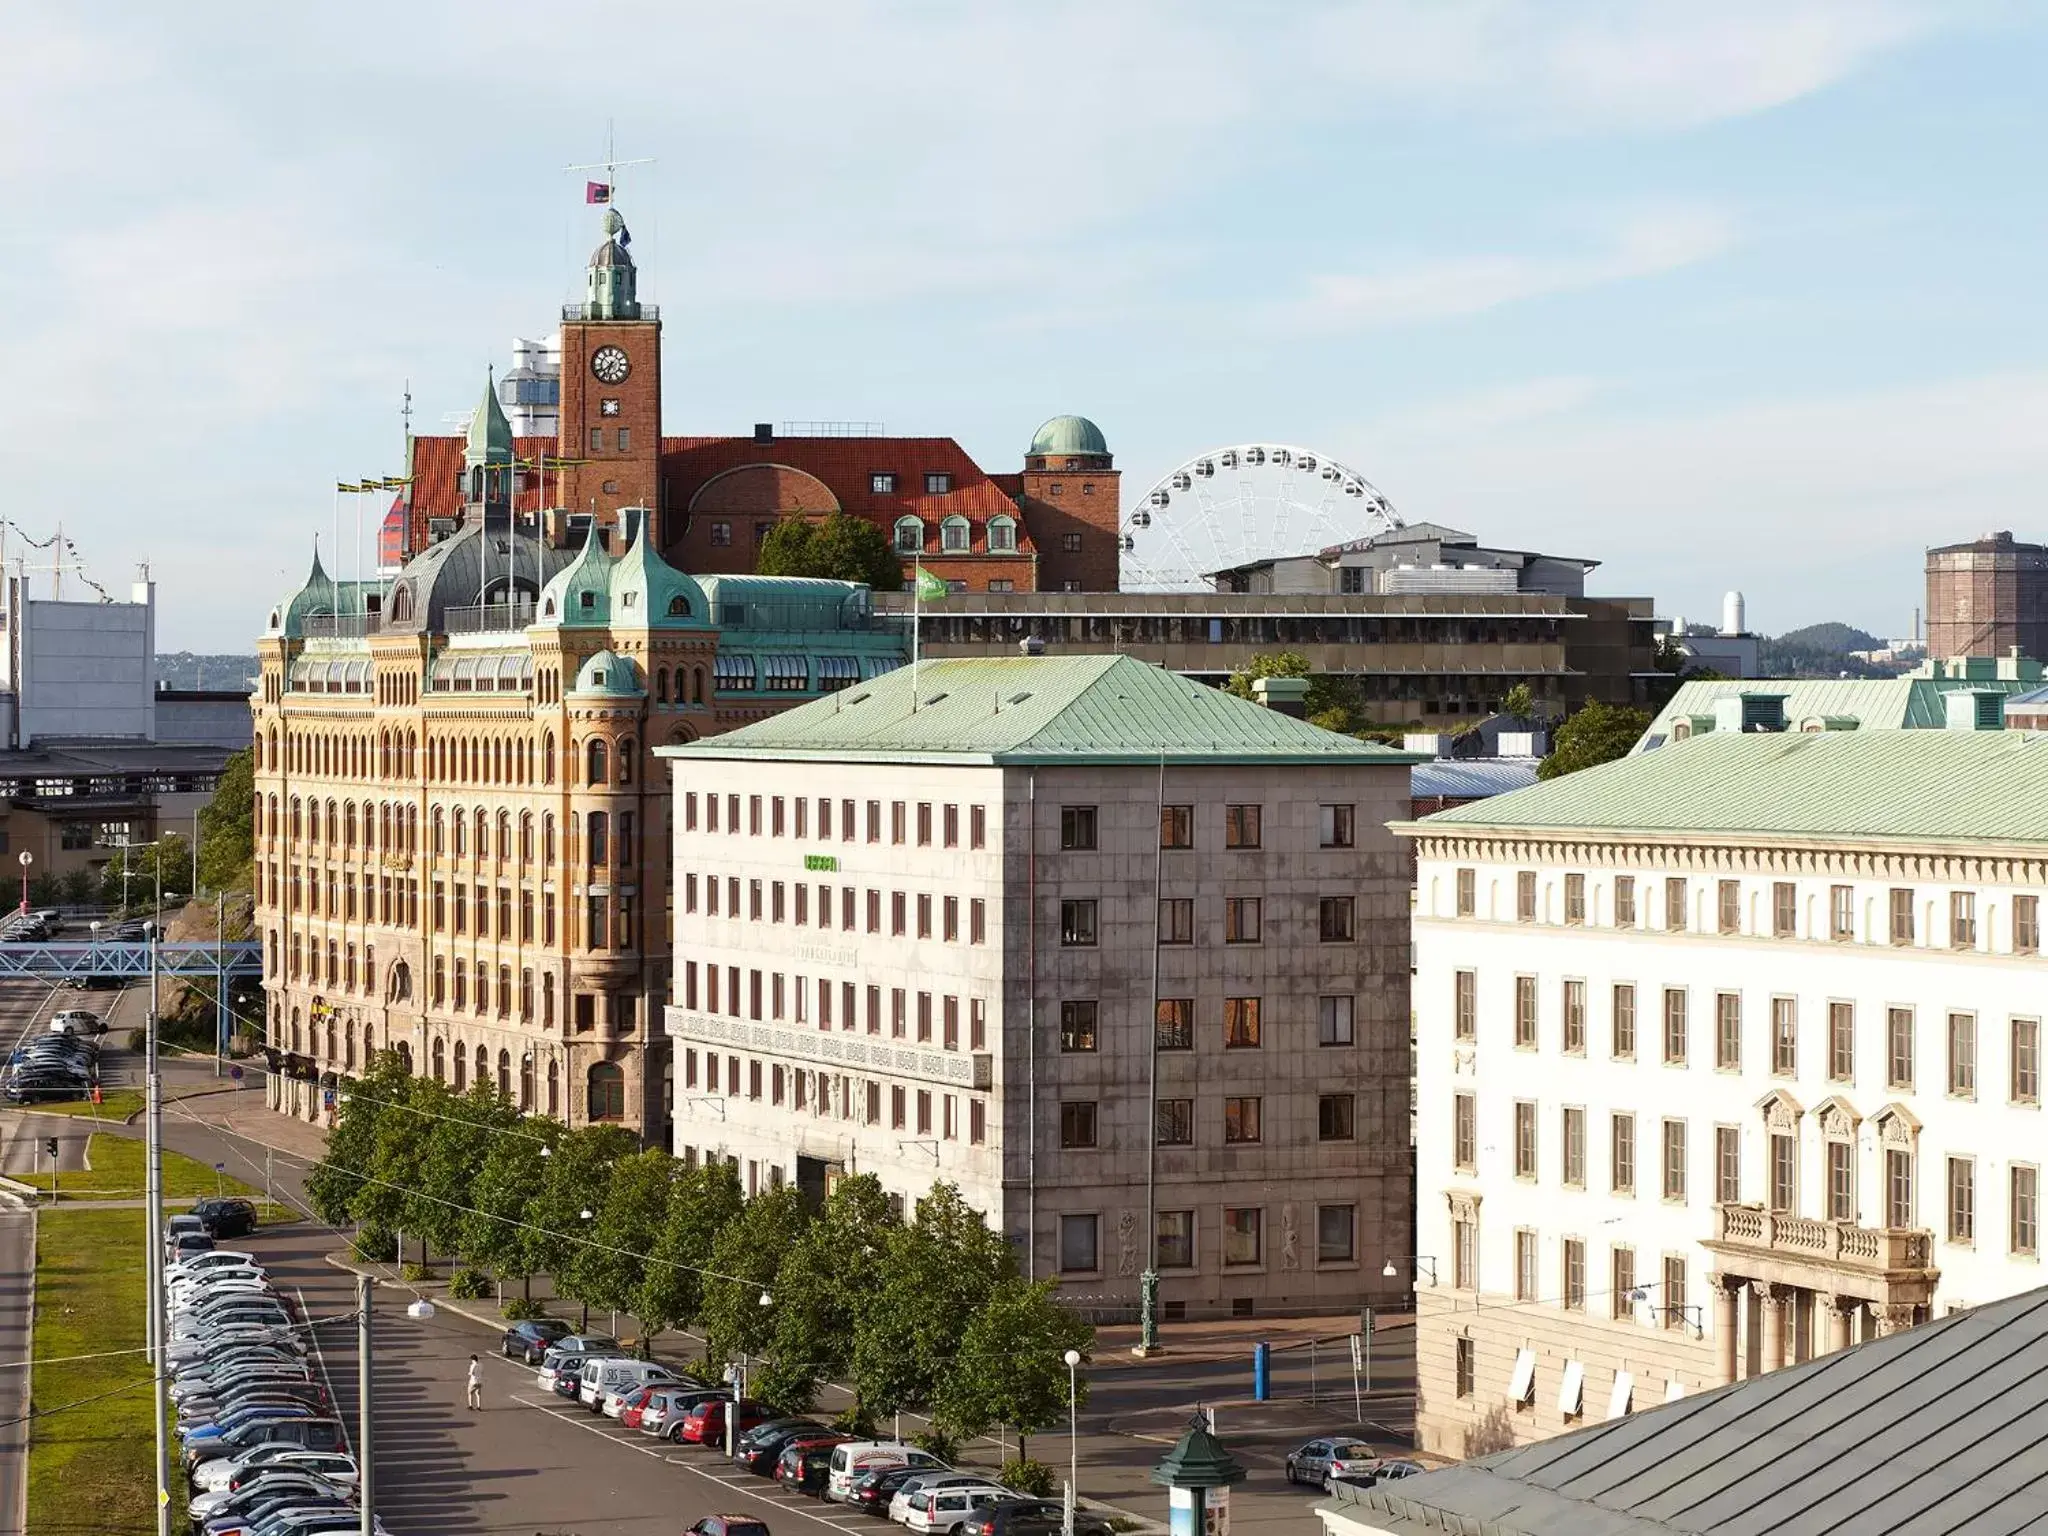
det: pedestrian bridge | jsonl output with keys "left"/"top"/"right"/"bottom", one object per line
{"left": 0, "top": 942, "right": 262, "bottom": 980}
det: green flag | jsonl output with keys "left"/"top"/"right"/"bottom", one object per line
{"left": 914, "top": 566, "right": 948, "bottom": 602}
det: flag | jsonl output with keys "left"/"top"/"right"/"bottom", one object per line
{"left": 586, "top": 181, "right": 611, "bottom": 205}
{"left": 914, "top": 566, "right": 948, "bottom": 602}
{"left": 334, "top": 481, "right": 355, "bottom": 494}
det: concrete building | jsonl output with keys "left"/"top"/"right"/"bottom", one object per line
{"left": 661, "top": 654, "right": 1417, "bottom": 1316}
{"left": 1926, "top": 530, "right": 2048, "bottom": 663}
{"left": 883, "top": 589, "right": 1658, "bottom": 726}
{"left": 1208, "top": 524, "right": 1597, "bottom": 599}
{"left": 0, "top": 571, "right": 158, "bottom": 747}
{"left": 1396, "top": 729, "right": 2048, "bottom": 1458}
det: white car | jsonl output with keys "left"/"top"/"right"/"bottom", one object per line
{"left": 889, "top": 1475, "right": 991, "bottom": 1524}
{"left": 167, "top": 1249, "right": 259, "bottom": 1278}
{"left": 187, "top": 1470, "right": 350, "bottom": 1523}
{"left": 901, "top": 1486, "right": 1016, "bottom": 1534}
{"left": 191, "top": 1446, "right": 357, "bottom": 1494}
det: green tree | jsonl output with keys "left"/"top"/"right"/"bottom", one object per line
{"left": 357, "top": 1073, "right": 443, "bottom": 1260}
{"left": 755, "top": 512, "right": 904, "bottom": 591}
{"left": 418, "top": 1080, "right": 519, "bottom": 1263}
{"left": 524, "top": 1123, "right": 640, "bottom": 1307}
{"left": 1500, "top": 682, "right": 1537, "bottom": 721}
{"left": 700, "top": 1185, "right": 810, "bottom": 1363}
{"left": 852, "top": 1183, "right": 1015, "bottom": 1416}
{"left": 305, "top": 1050, "right": 410, "bottom": 1227}
{"left": 758, "top": 1174, "right": 899, "bottom": 1410}
{"left": 932, "top": 1278, "right": 1093, "bottom": 1458}
{"left": 1222, "top": 650, "right": 1369, "bottom": 734}
{"left": 196, "top": 747, "right": 255, "bottom": 893}
{"left": 568, "top": 1148, "right": 676, "bottom": 1346}
{"left": 1537, "top": 700, "right": 1654, "bottom": 781}
{"left": 638, "top": 1160, "right": 744, "bottom": 1341}
{"left": 459, "top": 1115, "right": 560, "bottom": 1297}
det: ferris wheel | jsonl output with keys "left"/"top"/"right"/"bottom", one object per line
{"left": 1118, "top": 443, "right": 1405, "bottom": 589}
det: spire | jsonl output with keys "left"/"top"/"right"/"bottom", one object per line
{"left": 584, "top": 207, "right": 640, "bottom": 320}
{"left": 465, "top": 368, "right": 515, "bottom": 468}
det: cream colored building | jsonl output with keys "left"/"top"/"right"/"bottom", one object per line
{"left": 662, "top": 655, "right": 1418, "bottom": 1316}
{"left": 1397, "top": 726, "right": 2048, "bottom": 1458}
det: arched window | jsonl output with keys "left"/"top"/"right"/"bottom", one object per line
{"left": 388, "top": 960, "right": 410, "bottom": 1003}
{"left": 544, "top": 731, "right": 557, "bottom": 785}
{"left": 453, "top": 1040, "right": 467, "bottom": 1090}
{"left": 519, "top": 1053, "right": 534, "bottom": 1111}
{"left": 618, "top": 741, "right": 635, "bottom": 785}
{"left": 289, "top": 1008, "right": 302, "bottom": 1055}
{"left": 453, "top": 959, "right": 467, "bottom": 1010}
{"left": 519, "top": 813, "right": 534, "bottom": 865}
{"left": 474, "top": 807, "right": 489, "bottom": 858}
{"left": 547, "top": 1058, "right": 560, "bottom": 1118}
{"left": 656, "top": 667, "right": 670, "bottom": 704}
{"left": 667, "top": 594, "right": 691, "bottom": 617}
{"left": 431, "top": 1037, "right": 446, "bottom": 1082}
{"left": 893, "top": 516, "right": 925, "bottom": 555}
{"left": 431, "top": 808, "right": 445, "bottom": 856}
{"left": 588, "top": 1061, "right": 626, "bottom": 1121}
{"left": 396, "top": 1041, "right": 413, "bottom": 1075}
{"left": 586, "top": 738, "right": 608, "bottom": 786}
{"left": 543, "top": 814, "right": 557, "bottom": 866}
{"left": 587, "top": 812, "right": 608, "bottom": 869}
{"left": 432, "top": 956, "right": 446, "bottom": 1006}
{"left": 940, "top": 515, "right": 971, "bottom": 553}
{"left": 326, "top": 1020, "right": 336, "bottom": 1063}
{"left": 475, "top": 1044, "right": 488, "bottom": 1087}
{"left": 692, "top": 667, "right": 705, "bottom": 705}
{"left": 987, "top": 514, "right": 1017, "bottom": 553}
{"left": 453, "top": 812, "right": 466, "bottom": 858}
{"left": 344, "top": 1022, "right": 356, "bottom": 1072}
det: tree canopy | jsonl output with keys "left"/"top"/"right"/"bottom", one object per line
{"left": 756, "top": 512, "right": 904, "bottom": 591}
{"left": 1222, "top": 650, "right": 1372, "bottom": 735}
{"left": 1537, "top": 700, "right": 1653, "bottom": 780}
{"left": 197, "top": 747, "right": 254, "bottom": 893}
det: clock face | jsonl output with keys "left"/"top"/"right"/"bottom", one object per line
{"left": 591, "top": 346, "right": 630, "bottom": 385}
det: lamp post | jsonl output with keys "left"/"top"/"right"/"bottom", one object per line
{"left": 16, "top": 849, "right": 30, "bottom": 914}
{"left": 1063, "top": 1348, "right": 1082, "bottom": 1536}
{"left": 577, "top": 1208, "right": 594, "bottom": 1330}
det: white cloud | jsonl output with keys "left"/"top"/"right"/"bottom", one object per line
{"left": 1288, "top": 205, "right": 1737, "bottom": 329}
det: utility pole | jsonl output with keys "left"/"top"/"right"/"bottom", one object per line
{"left": 214, "top": 890, "right": 227, "bottom": 1078}
{"left": 358, "top": 1272, "right": 375, "bottom": 1536}
{"left": 147, "top": 926, "right": 170, "bottom": 1536}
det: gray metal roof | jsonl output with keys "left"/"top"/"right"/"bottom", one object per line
{"left": 1323, "top": 1285, "right": 2048, "bottom": 1536}
{"left": 1410, "top": 759, "right": 1540, "bottom": 800}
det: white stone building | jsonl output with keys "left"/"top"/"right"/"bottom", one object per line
{"left": 661, "top": 654, "right": 1417, "bottom": 1318}
{"left": 1397, "top": 727, "right": 2048, "bottom": 1458}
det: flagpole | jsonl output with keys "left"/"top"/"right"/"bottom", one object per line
{"left": 911, "top": 563, "right": 921, "bottom": 714}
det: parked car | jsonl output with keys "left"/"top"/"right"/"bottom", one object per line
{"left": 639, "top": 1385, "right": 729, "bottom": 1439}
{"left": 685, "top": 1517, "right": 772, "bottom": 1536}
{"left": 500, "top": 1318, "right": 571, "bottom": 1364}
{"left": 848, "top": 1466, "right": 925, "bottom": 1517}
{"left": 829, "top": 1441, "right": 950, "bottom": 1503}
{"left": 776, "top": 1441, "right": 841, "bottom": 1498}
{"left": 582, "top": 1356, "right": 679, "bottom": 1415}
{"left": 191, "top": 1446, "right": 357, "bottom": 1495}
{"left": 678, "top": 1397, "right": 775, "bottom": 1446}
{"left": 734, "top": 1420, "right": 830, "bottom": 1475}
{"left": 186, "top": 1416, "right": 347, "bottom": 1470}
{"left": 168, "top": 1249, "right": 261, "bottom": 1277}
{"left": 194, "top": 1198, "right": 260, "bottom": 1239}
{"left": 902, "top": 1486, "right": 1017, "bottom": 1534}
{"left": 1283, "top": 1438, "right": 1380, "bottom": 1487}
{"left": 956, "top": 1500, "right": 1113, "bottom": 1536}
{"left": 890, "top": 1474, "right": 1001, "bottom": 1523}
{"left": 188, "top": 1469, "right": 350, "bottom": 1525}
{"left": 1328, "top": 1458, "right": 1425, "bottom": 1491}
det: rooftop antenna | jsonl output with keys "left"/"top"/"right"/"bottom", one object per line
{"left": 401, "top": 378, "right": 413, "bottom": 438}
{"left": 564, "top": 123, "right": 655, "bottom": 216}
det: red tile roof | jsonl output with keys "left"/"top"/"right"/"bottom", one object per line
{"left": 402, "top": 434, "right": 561, "bottom": 553}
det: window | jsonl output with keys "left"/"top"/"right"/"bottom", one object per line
{"left": 871, "top": 471, "right": 898, "bottom": 494}
{"left": 1614, "top": 875, "right": 1636, "bottom": 927}
{"left": 1662, "top": 1119, "right": 1687, "bottom": 1203}
{"left": 1319, "top": 805, "right": 1354, "bottom": 847}
{"left": 1159, "top": 898, "right": 1193, "bottom": 944}
{"left": 970, "top": 899, "right": 986, "bottom": 944}
{"left": 1887, "top": 1008, "right": 1916, "bottom": 1090}
{"left": 1715, "top": 993, "right": 1742, "bottom": 1070}
{"left": 1952, "top": 891, "right": 1978, "bottom": 949}
{"left": 1562, "top": 1238, "right": 1587, "bottom": 1312}
{"left": 1058, "top": 1214, "right": 1098, "bottom": 1273}
{"left": 1059, "top": 1001, "right": 1098, "bottom": 1052}
{"left": 1156, "top": 1211, "right": 1195, "bottom": 1268}
{"left": 1948, "top": 1156, "right": 1976, "bottom": 1243}
{"left": 1516, "top": 871, "right": 1537, "bottom": 921}
{"left": 1513, "top": 1101, "right": 1537, "bottom": 1179}
{"left": 2013, "top": 1166, "right": 2039, "bottom": 1256}
{"left": 1562, "top": 1107, "right": 1586, "bottom": 1187}
{"left": 1454, "top": 971, "right": 1477, "bottom": 1040}
{"left": 1059, "top": 1101, "right": 1098, "bottom": 1149}
{"left": 1613, "top": 984, "right": 1637, "bottom": 1059}
{"left": 1514, "top": 1230, "right": 1537, "bottom": 1300}
{"left": 1453, "top": 1094, "right": 1477, "bottom": 1171}
{"left": 1611, "top": 1113, "right": 1635, "bottom": 1195}
{"left": 1225, "top": 897, "right": 1262, "bottom": 943}
{"left": 1224, "top": 805, "right": 1261, "bottom": 848}
{"left": 1829, "top": 1001, "right": 1855, "bottom": 1081}
{"left": 1718, "top": 879, "right": 1740, "bottom": 935}
{"left": 1885, "top": 1146, "right": 1915, "bottom": 1229}
{"left": 1453, "top": 1218, "right": 1476, "bottom": 1289}
{"left": 1456, "top": 867, "right": 1477, "bottom": 916}
{"left": 1665, "top": 877, "right": 1687, "bottom": 932}
{"left": 1060, "top": 805, "right": 1098, "bottom": 850}
{"left": 890, "top": 801, "right": 907, "bottom": 844}
{"left": 1945, "top": 1011, "right": 1977, "bottom": 1097}
{"left": 1455, "top": 1336, "right": 1476, "bottom": 1398}
{"left": 1061, "top": 532, "right": 1082, "bottom": 553}
{"left": 1223, "top": 1096, "right": 1262, "bottom": 1143}
{"left": 1661, "top": 1257, "right": 1688, "bottom": 1331}
{"left": 1514, "top": 975, "right": 1537, "bottom": 1048}
{"left": 970, "top": 804, "right": 986, "bottom": 849}
{"left": 1828, "top": 1141, "right": 1855, "bottom": 1221}
{"left": 1890, "top": 887, "right": 1915, "bottom": 945}
{"left": 1830, "top": 884, "right": 1854, "bottom": 940}
{"left": 987, "top": 516, "right": 1016, "bottom": 552}
{"left": 1159, "top": 804, "right": 1192, "bottom": 848}
{"left": 1156, "top": 999, "right": 1193, "bottom": 1051}
{"left": 2018, "top": 895, "right": 2041, "bottom": 955}
{"left": 2015, "top": 1019, "right": 2041, "bottom": 1104}
{"left": 942, "top": 895, "right": 957, "bottom": 942}
{"left": 1610, "top": 1247, "right": 1636, "bottom": 1321}
{"left": 1318, "top": 896, "right": 1354, "bottom": 941}
{"left": 1768, "top": 1132, "right": 1796, "bottom": 1213}
{"left": 1561, "top": 980, "right": 1586, "bottom": 1055}
{"left": 1663, "top": 988, "right": 1688, "bottom": 1065}
{"left": 1565, "top": 873, "right": 1586, "bottom": 925}
{"left": 1772, "top": 998, "right": 1797, "bottom": 1076}
{"left": 1222, "top": 1207, "right": 1262, "bottom": 1267}
{"left": 1317, "top": 1205, "right": 1356, "bottom": 1265}
{"left": 1772, "top": 881, "right": 1796, "bottom": 937}
{"left": 708, "top": 520, "right": 732, "bottom": 547}
{"left": 1156, "top": 1099, "right": 1193, "bottom": 1146}
{"left": 1059, "top": 900, "right": 1097, "bottom": 946}
{"left": 924, "top": 471, "right": 952, "bottom": 495}
{"left": 1318, "top": 995, "right": 1354, "bottom": 1046}
{"left": 1223, "top": 997, "right": 1261, "bottom": 1048}
{"left": 1318, "top": 1094, "right": 1355, "bottom": 1141}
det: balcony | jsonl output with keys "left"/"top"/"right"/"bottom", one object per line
{"left": 1706, "top": 1203, "right": 1938, "bottom": 1304}
{"left": 666, "top": 1007, "right": 991, "bottom": 1093}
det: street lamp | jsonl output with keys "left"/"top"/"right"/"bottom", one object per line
{"left": 1382, "top": 1255, "right": 1439, "bottom": 1285}
{"left": 1063, "top": 1348, "right": 1082, "bottom": 1536}
{"left": 16, "top": 849, "right": 31, "bottom": 914}
{"left": 577, "top": 1208, "right": 595, "bottom": 1330}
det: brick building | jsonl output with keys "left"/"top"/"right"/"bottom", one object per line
{"left": 1926, "top": 530, "right": 2048, "bottom": 663}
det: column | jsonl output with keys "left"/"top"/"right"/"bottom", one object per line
{"left": 1743, "top": 1285, "right": 1764, "bottom": 1378}
{"left": 1826, "top": 1297, "right": 1856, "bottom": 1354}
{"left": 1758, "top": 1283, "right": 1792, "bottom": 1373}
{"left": 1709, "top": 1273, "right": 1742, "bottom": 1385}
{"left": 1873, "top": 1303, "right": 1918, "bottom": 1338}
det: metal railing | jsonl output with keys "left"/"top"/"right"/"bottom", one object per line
{"left": 0, "top": 941, "right": 262, "bottom": 979}
{"left": 560, "top": 303, "right": 660, "bottom": 321}
{"left": 303, "top": 613, "right": 382, "bottom": 638}
{"left": 443, "top": 600, "right": 536, "bottom": 635}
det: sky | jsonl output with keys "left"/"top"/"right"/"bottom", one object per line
{"left": 4, "top": 1, "right": 2046, "bottom": 650}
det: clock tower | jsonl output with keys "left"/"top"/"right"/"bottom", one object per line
{"left": 557, "top": 206, "right": 662, "bottom": 540}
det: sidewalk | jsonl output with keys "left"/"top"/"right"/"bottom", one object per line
{"left": 139, "top": 1080, "right": 330, "bottom": 1165}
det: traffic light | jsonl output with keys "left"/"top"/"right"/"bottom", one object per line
{"left": 44, "top": 1138, "right": 57, "bottom": 1158}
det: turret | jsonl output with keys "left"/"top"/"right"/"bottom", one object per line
{"left": 585, "top": 208, "right": 640, "bottom": 321}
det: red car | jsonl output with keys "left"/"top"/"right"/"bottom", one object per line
{"left": 617, "top": 1384, "right": 665, "bottom": 1431}
{"left": 680, "top": 1397, "right": 776, "bottom": 1446}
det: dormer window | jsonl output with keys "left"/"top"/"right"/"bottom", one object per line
{"left": 925, "top": 472, "right": 952, "bottom": 495}
{"left": 579, "top": 591, "right": 595, "bottom": 611}
{"left": 941, "top": 516, "right": 971, "bottom": 553}
{"left": 987, "top": 516, "right": 1017, "bottom": 553}
{"left": 622, "top": 592, "right": 637, "bottom": 608}
{"left": 668, "top": 595, "right": 691, "bottom": 616}
{"left": 894, "top": 516, "right": 925, "bottom": 555}
{"left": 872, "top": 472, "right": 897, "bottom": 494}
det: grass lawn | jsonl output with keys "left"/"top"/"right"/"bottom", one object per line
{"left": 31, "top": 1090, "right": 145, "bottom": 1121}
{"left": 18, "top": 1134, "right": 262, "bottom": 1202}
{"left": 28, "top": 1208, "right": 183, "bottom": 1533}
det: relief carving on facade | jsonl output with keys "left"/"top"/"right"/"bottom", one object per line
{"left": 1280, "top": 1203, "right": 1300, "bottom": 1271}
{"left": 1117, "top": 1210, "right": 1137, "bottom": 1277}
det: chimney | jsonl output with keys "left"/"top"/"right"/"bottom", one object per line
{"left": 753, "top": 422, "right": 774, "bottom": 446}
{"left": 1252, "top": 676, "right": 1310, "bottom": 718}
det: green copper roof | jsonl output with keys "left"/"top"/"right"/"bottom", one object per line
{"left": 534, "top": 521, "right": 614, "bottom": 628}
{"left": 1638, "top": 675, "right": 2048, "bottom": 751}
{"left": 1412, "top": 729, "right": 2048, "bottom": 847}
{"left": 609, "top": 510, "right": 711, "bottom": 629}
{"left": 568, "top": 648, "right": 644, "bottom": 698}
{"left": 466, "top": 370, "right": 514, "bottom": 466}
{"left": 661, "top": 654, "right": 1420, "bottom": 767}
{"left": 1029, "top": 414, "right": 1109, "bottom": 458}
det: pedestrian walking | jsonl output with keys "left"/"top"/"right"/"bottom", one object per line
{"left": 466, "top": 1354, "right": 483, "bottom": 1411}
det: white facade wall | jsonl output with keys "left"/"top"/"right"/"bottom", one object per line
{"left": 4, "top": 581, "right": 157, "bottom": 744}
{"left": 1407, "top": 835, "right": 2048, "bottom": 1454}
